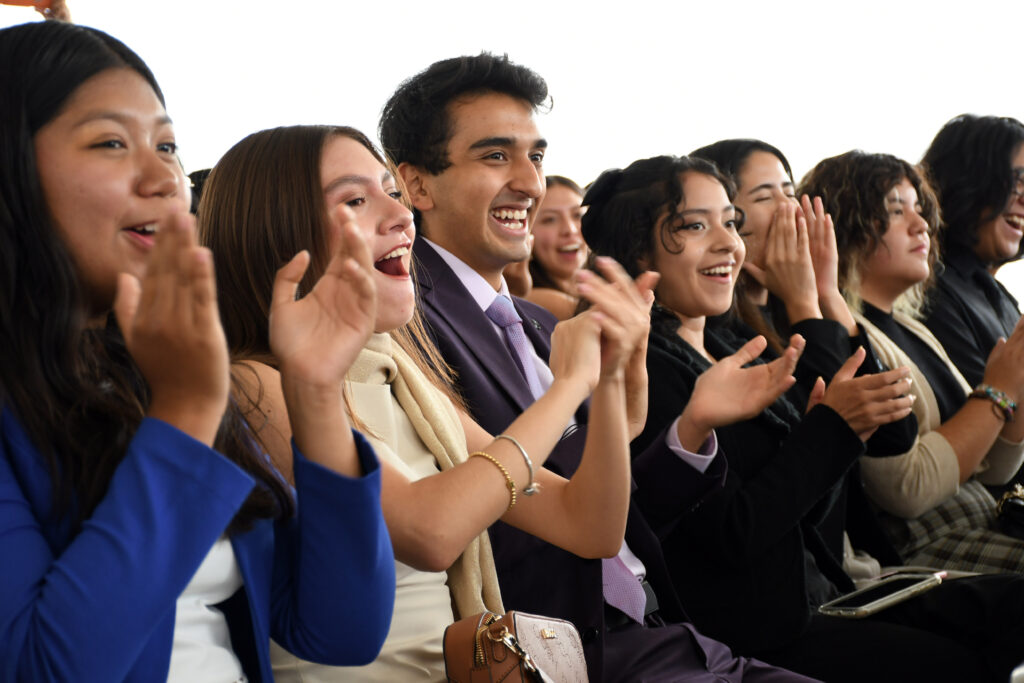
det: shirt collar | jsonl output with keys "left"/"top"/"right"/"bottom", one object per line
{"left": 420, "top": 237, "right": 511, "bottom": 312}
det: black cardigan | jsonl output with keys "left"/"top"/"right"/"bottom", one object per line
{"left": 632, "top": 311, "right": 866, "bottom": 654}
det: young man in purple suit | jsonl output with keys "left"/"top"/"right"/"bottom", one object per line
{"left": 378, "top": 53, "right": 812, "bottom": 683}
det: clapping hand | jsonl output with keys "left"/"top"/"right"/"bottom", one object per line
{"left": 114, "top": 209, "right": 229, "bottom": 446}
{"left": 752, "top": 201, "right": 820, "bottom": 322}
{"left": 269, "top": 205, "right": 377, "bottom": 388}
{"left": 686, "top": 334, "right": 805, "bottom": 433}
{"left": 805, "top": 348, "right": 914, "bottom": 441}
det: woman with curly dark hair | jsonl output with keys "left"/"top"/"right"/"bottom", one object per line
{"left": 582, "top": 152, "right": 1024, "bottom": 683}
{"left": 801, "top": 150, "right": 1024, "bottom": 574}
{"left": 920, "top": 115, "right": 1024, "bottom": 389}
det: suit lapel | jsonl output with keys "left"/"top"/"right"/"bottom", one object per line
{"left": 414, "top": 241, "right": 538, "bottom": 414}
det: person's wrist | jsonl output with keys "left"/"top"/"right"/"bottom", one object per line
{"left": 678, "top": 404, "right": 714, "bottom": 451}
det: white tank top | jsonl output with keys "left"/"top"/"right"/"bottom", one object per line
{"left": 166, "top": 536, "right": 247, "bottom": 682}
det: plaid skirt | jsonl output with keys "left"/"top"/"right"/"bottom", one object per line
{"left": 880, "top": 479, "right": 1024, "bottom": 573}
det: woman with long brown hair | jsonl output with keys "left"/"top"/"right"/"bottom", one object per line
{"left": 198, "top": 124, "right": 654, "bottom": 681}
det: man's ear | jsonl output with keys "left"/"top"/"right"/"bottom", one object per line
{"left": 398, "top": 162, "right": 434, "bottom": 212}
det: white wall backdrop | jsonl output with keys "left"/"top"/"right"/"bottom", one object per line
{"left": 4, "top": 0, "right": 1024, "bottom": 296}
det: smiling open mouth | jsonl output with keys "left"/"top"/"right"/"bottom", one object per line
{"left": 699, "top": 265, "right": 733, "bottom": 277}
{"left": 124, "top": 223, "right": 158, "bottom": 236}
{"left": 491, "top": 208, "right": 528, "bottom": 230}
{"left": 375, "top": 245, "right": 409, "bottom": 276}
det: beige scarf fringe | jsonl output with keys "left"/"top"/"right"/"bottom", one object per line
{"left": 350, "top": 334, "right": 504, "bottom": 619}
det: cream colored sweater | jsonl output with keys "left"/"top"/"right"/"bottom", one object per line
{"left": 855, "top": 310, "right": 1024, "bottom": 519}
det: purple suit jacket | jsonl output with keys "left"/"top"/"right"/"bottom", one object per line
{"left": 413, "top": 239, "right": 726, "bottom": 679}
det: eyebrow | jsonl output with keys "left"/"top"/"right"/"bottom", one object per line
{"left": 468, "top": 136, "right": 548, "bottom": 150}
{"left": 680, "top": 204, "right": 737, "bottom": 217}
{"left": 74, "top": 110, "right": 173, "bottom": 127}
{"left": 322, "top": 170, "right": 393, "bottom": 196}
{"left": 746, "top": 180, "right": 794, "bottom": 194}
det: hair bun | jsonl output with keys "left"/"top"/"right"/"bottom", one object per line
{"left": 582, "top": 168, "right": 623, "bottom": 209}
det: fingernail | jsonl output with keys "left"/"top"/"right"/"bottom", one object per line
{"left": 908, "top": 394, "right": 916, "bottom": 402}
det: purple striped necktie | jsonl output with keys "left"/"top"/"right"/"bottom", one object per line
{"left": 485, "top": 295, "right": 545, "bottom": 399}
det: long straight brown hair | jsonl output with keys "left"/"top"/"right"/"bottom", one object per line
{"left": 197, "top": 125, "right": 462, "bottom": 429}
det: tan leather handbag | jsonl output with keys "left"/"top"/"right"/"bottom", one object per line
{"left": 442, "top": 610, "right": 588, "bottom": 683}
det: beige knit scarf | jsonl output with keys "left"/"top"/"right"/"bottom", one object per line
{"left": 349, "top": 333, "right": 504, "bottom": 619}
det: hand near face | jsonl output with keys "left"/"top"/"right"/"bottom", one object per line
{"left": 803, "top": 195, "right": 839, "bottom": 296}
{"left": 269, "top": 205, "right": 377, "bottom": 389}
{"left": 758, "top": 201, "right": 820, "bottom": 322}
{"left": 113, "top": 210, "right": 229, "bottom": 446}
{"left": 686, "top": 334, "right": 804, "bottom": 432}
{"left": 806, "top": 347, "right": 915, "bottom": 441}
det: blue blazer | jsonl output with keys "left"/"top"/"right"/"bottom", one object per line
{"left": 412, "top": 239, "right": 726, "bottom": 679}
{"left": 0, "top": 409, "right": 395, "bottom": 682}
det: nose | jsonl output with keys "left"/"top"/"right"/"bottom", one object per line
{"left": 380, "top": 194, "right": 414, "bottom": 235}
{"left": 560, "top": 212, "right": 580, "bottom": 237}
{"left": 509, "top": 155, "right": 544, "bottom": 200}
{"left": 136, "top": 148, "right": 181, "bottom": 199}
{"left": 712, "top": 221, "right": 743, "bottom": 254}
{"left": 910, "top": 211, "right": 930, "bottom": 235}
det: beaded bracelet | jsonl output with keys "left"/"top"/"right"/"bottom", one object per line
{"left": 494, "top": 434, "right": 540, "bottom": 496}
{"left": 968, "top": 384, "right": 1017, "bottom": 422}
{"left": 471, "top": 451, "right": 517, "bottom": 510}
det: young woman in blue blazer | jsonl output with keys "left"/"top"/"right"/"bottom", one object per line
{"left": 0, "top": 21, "right": 394, "bottom": 681}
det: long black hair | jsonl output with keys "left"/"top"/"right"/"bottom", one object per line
{"left": 0, "top": 21, "right": 291, "bottom": 530}
{"left": 921, "top": 114, "right": 1024, "bottom": 262}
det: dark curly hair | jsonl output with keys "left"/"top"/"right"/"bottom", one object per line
{"left": 798, "top": 151, "right": 941, "bottom": 315}
{"left": 691, "top": 138, "right": 794, "bottom": 186}
{"left": 581, "top": 155, "right": 738, "bottom": 280}
{"left": 920, "top": 114, "right": 1024, "bottom": 263}
{"left": 379, "top": 52, "right": 549, "bottom": 175}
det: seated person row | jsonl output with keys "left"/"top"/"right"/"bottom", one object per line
{"left": 0, "top": 21, "right": 394, "bottom": 681}
{"left": 800, "top": 150, "right": 1024, "bottom": 572}
{"left": 694, "top": 138, "right": 1024, "bottom": 577}
{"left": 196, "top": 54, "right": 814, "bottom": 682}
{"left": 580, "top": 152, "right": 1024, "bottom": 683}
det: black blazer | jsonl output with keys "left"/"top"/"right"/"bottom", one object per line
{"left": 632, "top": 317, "right": 865, "bottom": 655}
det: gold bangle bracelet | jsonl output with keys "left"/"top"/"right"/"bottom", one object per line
{"left": 470, "top": 451, "right": 517, "bottom": 510}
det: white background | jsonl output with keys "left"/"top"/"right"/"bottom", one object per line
{"left": 4, "top": 0, "right": 1024, "bottom": 297}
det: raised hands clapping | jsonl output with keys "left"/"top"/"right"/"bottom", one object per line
{"left": 677, "top": 334, "right": 805, "bottom": 450}
{"left": 803, "top": 195, "right": 857, "bottom": 332}
{"left": 267, "top": 205, "right": 377, "bottom": 476}
{"left": 269, "top": 205, "right": 376, "bottom": 387}
{"left": 114, "top": 210, "right": 230, "bottom": 446}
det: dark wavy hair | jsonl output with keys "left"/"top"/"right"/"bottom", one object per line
{"left": 0, "top": 21, "right": 289, "bottom": 531}
{"left": 379, "top": 52, "right": 549, "bottom": 175}
{"left": 920, "top": 114, "right": 1024, "bottom": 263}
{"left": 798, "top": 150, "right": 941, "bottom": 316}
{"left": 529, "top": 175, "right": 585, "bottom": 292}
{"left": 581, "top": 155, "right": 738, "bottom": 278}
{"left": 691, "top": 138, "right": 794, "bottom": 185}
